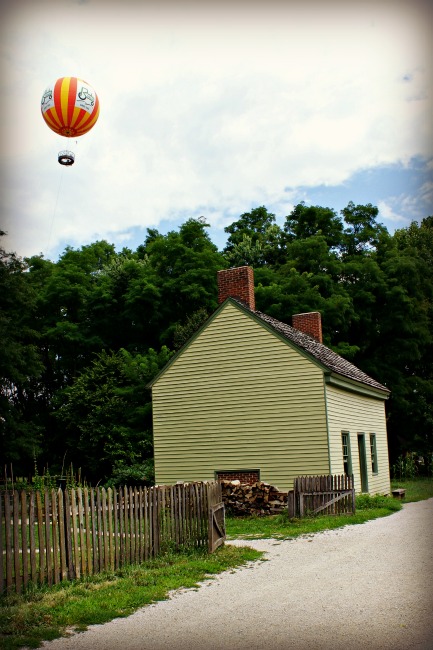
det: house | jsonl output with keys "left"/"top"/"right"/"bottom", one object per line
{"left": 148, "top": 266, "right": 391, "bottom": 494}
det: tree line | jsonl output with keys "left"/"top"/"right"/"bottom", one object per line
{"left": 1, "top": 203, "right": 432, "bottom": 485}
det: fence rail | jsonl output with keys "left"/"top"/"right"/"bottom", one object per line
{"left": 1, "top": 482, "right": 224, "bottom": 595}
{"left": 288, "top": 474, "right": 355, "bottom": 518}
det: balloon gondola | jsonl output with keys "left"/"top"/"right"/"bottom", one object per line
{"left": 41, "top": 77, "right": 100, "bottom": 165}
{"left": 58, "top": 151, "right": 75, "bottom": 166}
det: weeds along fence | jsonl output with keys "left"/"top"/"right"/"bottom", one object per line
{"left": 1, "top": 482, "right": 224, "bottom": 595}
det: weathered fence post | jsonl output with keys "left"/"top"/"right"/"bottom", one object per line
{"left": 287, "top": 490, "right": 295, "bottom": 518}
{"left": 56, "top": 480, "right": 73, "bottom": 580}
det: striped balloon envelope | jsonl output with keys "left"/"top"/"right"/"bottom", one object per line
{"left": 41, "top": 77, "right": 100, "bottom": 137}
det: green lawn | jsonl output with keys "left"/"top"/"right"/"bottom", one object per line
{"left": 2, "top": 478, "right": 431, "bottom": 650}
{"left": 226, "top": 494, "right": 400, "bottom": 540}
{"left": 226, "top": 479, "right": 433, "bottom": 540}
{"left": 0, "top": 545, "right": 262, "bottom": 650}
{"left": 390, "top": 477, "right": 433, "bottom": 502}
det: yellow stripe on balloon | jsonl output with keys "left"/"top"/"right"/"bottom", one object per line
{"left": 60, "top": 78, "right": 71, "bottom": 127}
{"left": 71, "top": 106, "right": 82, "bottom": 129}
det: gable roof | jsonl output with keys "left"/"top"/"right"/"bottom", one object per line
{"left": 148, "top": 297, "right": 390, "bottom": 397}
{"left": 252, "top": 306, "right": 389, "bottom": 394}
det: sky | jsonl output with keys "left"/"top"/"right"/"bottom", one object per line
{"left": 1, "top": 0, "right": 432, "bottom": 261}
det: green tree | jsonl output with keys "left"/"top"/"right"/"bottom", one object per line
{"left": 55, "top": 347, "right": 172, "bottom": 485}
{"left": 142, "top": 218, "right": 225, "bottom": 346}
{"left": 255, "top": 266, "right": 326, "bottom": 324}
{"left": 27, "top": 240, "right": 117, "bottom": 381}
{"left": 379, "top": 218, "right": 433, "bottom": 461}
{"left": 89, "top": 252, "right": 160, "bottom": 352}
{"left": 172, "top": 308, "right": 210, "bottom": 350}
{"left": 284, "top": 203, "right": 344, "bottom": 249}
{"left": 224, "top": 206, "right": 276, "bottom": 249}
{"left": 0, "top": 233, "right": 44, "bottom": 474}
{"left": 224, "top": 207, "right": 285, "bottom": 265}
{"left": 340, "top": 201, "right": 389, "bottom": 256}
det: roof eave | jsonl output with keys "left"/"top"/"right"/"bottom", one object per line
{"left": 325, "top": 372, "right": 390, "bottom": 400}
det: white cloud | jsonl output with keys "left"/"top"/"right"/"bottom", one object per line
{"left": 419, "top": 180, "right": 433, "bottom": 207}
{"left": 377, "top": 200, "right": 408, "bottom": 225}
{"left": 1, "top": 0, "right": 432, "bottom": 258}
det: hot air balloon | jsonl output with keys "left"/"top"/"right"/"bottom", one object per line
{"left": 41, "top": 77, "right": 100, "bottom": 165}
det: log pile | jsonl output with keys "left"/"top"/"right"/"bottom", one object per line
{"left": 220, "top": 480, "right": 287, "bottom": 516}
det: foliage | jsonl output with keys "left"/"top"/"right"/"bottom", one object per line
{"left": 354, "top": 493, "right": 401, "bottom": 511}
{"left": 54, "top": 347, "right": 172, "bottom": 486}
{"left": 284, "top": 202, "right": 343, "bottom": 249}
{"left": 223, "top": 206, "right": 286, "bottom": 266}
{"left": 172, "top": 307, "right": 210, "bottom": 351}
{"left": 0, "top": 545, "right": 262, "bottom": 650}
{"left": 0, "top": 234, "right": 45, "bottom": 473}
{"left": 2, "top": 207, "right": 432, "bottom": 482}
{"left": 391, "top": 452, "right": 433, "bottom": 481}
{"left": 340, "top": 201, "right": 389, "bottom": 256}
{"left": 1, "top": 459, "right": 88, "bottom": 492}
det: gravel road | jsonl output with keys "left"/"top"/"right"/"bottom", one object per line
{"left": 42, "top": 499, "right": 433, "bottom": 650}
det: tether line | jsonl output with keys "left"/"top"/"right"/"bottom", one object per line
{"left": 46, "top": 162, "right": 65, "bottom": 258}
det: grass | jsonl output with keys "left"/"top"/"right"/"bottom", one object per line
{"left": 390, "top": 477, "right": 433, "bottom": 502}
{"left": 0, "top": 545, "right": 262, "bottom": 650}
{"left": 226, "top": 478, "right": 433, "bottom": 541}
{"left": 2, "top": 478, "right": 431, "bottom": 649}
{"left": 226, "top": 496, "right": 401, "bottom": 540}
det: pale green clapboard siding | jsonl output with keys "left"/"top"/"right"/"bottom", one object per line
{"left": 152, "top": 302, "right": 329, "bottom": 491}
{"left": 325, "top": 384, "right": 391, "bottom": 495}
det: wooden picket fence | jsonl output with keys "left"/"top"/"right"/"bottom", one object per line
{"left": 288, "top": 474, "right": 355, "bottom": 518}
{"left": 1, "top": 482, "right": 225, "bottom": 595}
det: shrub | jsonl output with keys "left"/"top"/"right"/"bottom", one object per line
{"left": 355, "top": 493, "right": 400, "bottom": 511}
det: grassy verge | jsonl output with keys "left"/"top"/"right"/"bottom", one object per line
{"left": 226, "top": 479, "right": 433, "bottom": 541}
{"left": 390, "top": 477, "right": 433, "bottom": 502}
{"left": 226, "top": 494, "right": 402, "bottom": 540}
{"left": 0, "top": 545, "right": 262, "bottom": 650}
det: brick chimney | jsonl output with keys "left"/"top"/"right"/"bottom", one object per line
{"left": 217, "top": 266, "right": 255, "bottom": 311}
{"left": 292, "top": 312, "right": 323, "bottom": 343}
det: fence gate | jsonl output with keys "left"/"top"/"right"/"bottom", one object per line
{"left": 207, "top": 483, "right": 226, "bottom": 552}
{"left": 289, "top": 474, "right": 355, "bottom": 518}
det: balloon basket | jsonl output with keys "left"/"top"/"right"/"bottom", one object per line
{"left": 58, "top": 150, "right": 75, "bottom": 166}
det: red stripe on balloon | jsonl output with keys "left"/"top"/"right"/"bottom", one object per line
{"left": 72, "top": 108, "right": 88, "bottom": 132}
{"left": 44, "top": 109, "right": 62, "bottom": 132}
{"left": 76, "top": 111, "right": 96, "bottom": 134}
{"left": 67, "top": 77, "right": 77, "bottom": 127}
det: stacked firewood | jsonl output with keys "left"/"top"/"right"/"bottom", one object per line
{"left": 220, "top": 480, "right": 287, "bottom": 516}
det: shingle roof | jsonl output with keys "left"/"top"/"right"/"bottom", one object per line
{"left": 245, "top": 304, "right": 389, "bottom": 394}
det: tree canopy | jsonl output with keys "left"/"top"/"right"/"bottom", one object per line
{"left": 1, "top": 209, "right": 432, "bottom": 484}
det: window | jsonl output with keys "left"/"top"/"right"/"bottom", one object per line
{"left": 341, "top": 432, "right": 352, "bottom": 476}
{"left": 370, "top": 434, "right": 378, "bottom": 474}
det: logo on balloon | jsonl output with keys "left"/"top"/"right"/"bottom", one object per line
{"left": 41, "top": 88, "right": 54, "bottom": 112}
{"left": 77, "top": 87, "right": 95, "bottom": 109}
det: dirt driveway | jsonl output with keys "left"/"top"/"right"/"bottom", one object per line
{"left": 43, "top": 499, "right": 433, "bottom": 650}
